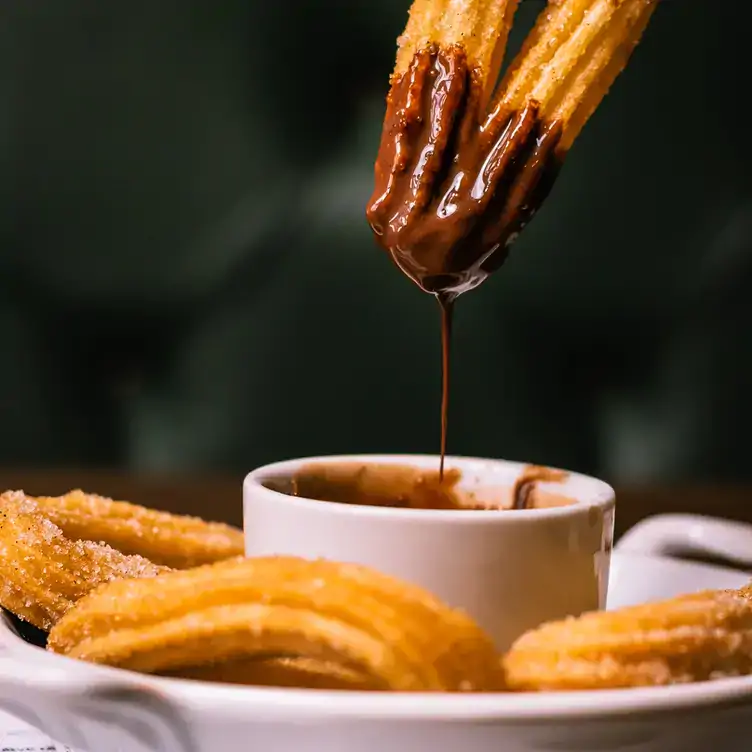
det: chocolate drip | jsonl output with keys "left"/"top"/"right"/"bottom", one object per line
{"left": 367, "top": 45, "right": 564, "bottom": 298}
{"left": 438, "top": 293, "right": 453, "bottom": 479}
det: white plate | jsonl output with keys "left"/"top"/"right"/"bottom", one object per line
{"left": 1, "top": 514, "right": 751, "bottom": 752}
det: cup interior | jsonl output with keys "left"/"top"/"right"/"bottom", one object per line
{"left": 249, "top": 454, "right": 614, "bottom": 513}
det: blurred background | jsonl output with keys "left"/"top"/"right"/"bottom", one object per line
{"left": 0, "top": 0, "right": 750, "bottom": 507}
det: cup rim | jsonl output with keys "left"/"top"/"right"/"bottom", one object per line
{"left": 244, "top": 453, "right": 615, "bottom": 522}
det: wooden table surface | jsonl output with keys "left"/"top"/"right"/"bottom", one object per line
{"left": 2, "top": 468, "right": 752, "bottom": 540}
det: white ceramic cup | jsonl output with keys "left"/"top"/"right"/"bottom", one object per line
{"left": 244, "top": 454, "right": 615, "bottom": 650}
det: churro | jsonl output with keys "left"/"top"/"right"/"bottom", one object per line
{"left": 48, "top": 555, "right": 504, "bottom": 692}
{"left": 31, "top": 489, "right": 244, "bottom": 568}
{"left": 493, "top": 0, "right": 657, "bottom": 151}
{"left": 0, "top": 491, "right": 167, "bottom": 630}
{"left": 394, "top": 0, "right": 520, "bottom": 104}
{"left": 504, "top": 589, "right": 752, "bottom": 691}
{"left": 367, "top": 0, "right": 658, "bottom": 297}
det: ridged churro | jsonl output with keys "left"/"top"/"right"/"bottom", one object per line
{"left": 493, "top": 0, "right": 658, "bottom": 151}
{"left": 367, "top": 0, "right": 658, "bottom": 297}
{"left": 394, "top": 0, "right": 520, "bottom": 103}
{"left": 48, "top": 555, "right": 504, "bottom": 692}
{"left": 31, "top": 489, "right": 244, "bottom": 568}
{"left": 504, "top": 589, "right": 752, "bottom": 691}
{"left": 0, "top": 492, "right": 167, "bottom": 630}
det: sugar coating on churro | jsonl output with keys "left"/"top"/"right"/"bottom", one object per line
{"left": 0, "top": 491, "right": 166, "bottom": 630}
{"left": 31, "top": 490, "right": 244, "bottom": 569}
{"left": 49, "top": 555, "right": 505, "bottom": 693}
{"left": 504, "top": 589, "right": 752, "bottom": 690}
{"left": 494, "top": 0, "right": 659, "bottom": 150}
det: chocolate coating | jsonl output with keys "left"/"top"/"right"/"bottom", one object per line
{"left": 367, "top": 44, "right": 563, "bottom": 298}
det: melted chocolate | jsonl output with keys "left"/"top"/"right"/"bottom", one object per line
{"left": 438, "top": 293, "right": 453, "bottom": 479}
{"left": 286, "top": 463, "right": 467, "bottom": 510}
{"left": 269, "top": 463, "right": 572, "bottom": 511}
{"left": 367, "top": 44, "right": 564, "bottom": 298}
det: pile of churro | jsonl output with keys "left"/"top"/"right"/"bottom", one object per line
{"left": 367, "top": 0, "right": 658, "bottom": 296}
{"left": 0, "top": 490, "right": 502, "bottom": 691}
{"left": 2, "top": 488, "right": 752, "bottom": 692}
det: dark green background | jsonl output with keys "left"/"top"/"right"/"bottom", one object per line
{"left": 0, "top": 1, "right": 749, "bottom": 484}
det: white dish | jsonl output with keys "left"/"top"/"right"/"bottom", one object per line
{"left": 0, "top": 514, "right": 751, "bottom": 752}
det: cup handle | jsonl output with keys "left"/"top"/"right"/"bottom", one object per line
{"left": 616, "top": 513, "right": 752, "bottom": 569}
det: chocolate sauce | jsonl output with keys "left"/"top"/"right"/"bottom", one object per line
{"left": 367, "top": 44, "right": 564, "bottom": 298}
{"left": 270, "top": 462, "right": 572, "bottom": 511}
{"left": 438, "top": 294, "right": 453, "bottom": 479}
{"left": 285, "top": 463, "right": 467, "bottom": 510}
{"left": 366, "top": 45, "right": 564, "bottom": 470}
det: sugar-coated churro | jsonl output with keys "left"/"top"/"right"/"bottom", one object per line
{"left": 504, "top": 589, "right": 752, "bottom": 691}
{"left": 0, "top": 491, "right": 167, "bottom": 630}
{"left": 31, "top": 489, "right": 244, "bottom": 568}
{"left": 48, "top": 555, "right": 504, "bottom": 692}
